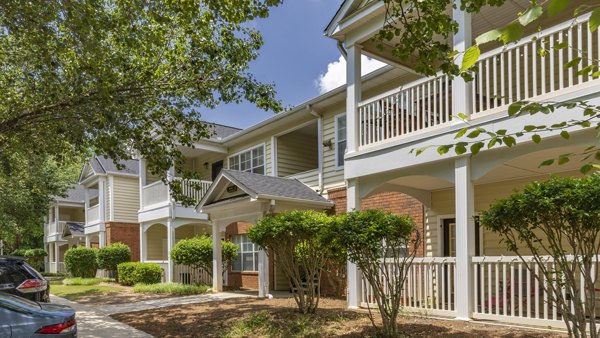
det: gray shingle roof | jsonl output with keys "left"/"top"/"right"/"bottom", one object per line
{"left": 93, "top": 156, "right": 139, "bottom": 175}
{"left": 55, "top": 184, "right": 85, "bottom": 203}
{"left": 220, "top": 170, "right": 332, "bottom": 205}
{"left": 207, "top": 123, "right": 241, "bottom": 140}
{"left": 63, "top": 222, "right": 85, "bottom": 238}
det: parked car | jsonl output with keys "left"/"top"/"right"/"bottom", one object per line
{"left": 0, "top": 291, "right": 76, "bottom": 337}
{"left": 0, "top": 256, "right": 49, "bottom": 302}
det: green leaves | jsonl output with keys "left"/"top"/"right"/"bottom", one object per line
{"left": 548, "top": 0, "right": 570, "bottom": 17}
{"left": 590, "top": 9, "right": 600, "bottom": 32}
{"left": 461, "top": 45, "right": 481, "bottom": 71}
{"left": 475, "top": 29, "right": 502, "bottom": 45}
{"left": 518, "top": 6, "right": 543, "bottom": 27}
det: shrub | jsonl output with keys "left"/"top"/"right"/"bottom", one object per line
{"left": 132, "top": 283, "right": 209, "bottom": 295}
{"left": 170, "top": 236, "right": 238, "bottom": 278}
{"left": 96, "top": 243, "right": 131, "bottom": 281}
{"left": 64, "top": 247, "right": 97, "bottom": 278}
{"left": 332, "top": 210, "right": 420, "bottom": 338}
{"left": 249, "top": 210, "right": 335, "bottom": 314}
{"left": 117, "top": 262, "right": 163, "bottom": 286}
{"left": 10, "top": 248, "right": 47, "bottom": 271}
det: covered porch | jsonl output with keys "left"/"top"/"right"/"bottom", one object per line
{"left": 348, "top": 137, "right": 598, "bottom": 329}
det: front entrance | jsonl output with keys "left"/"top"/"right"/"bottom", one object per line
{"left": 442, "top": 218, "right": 480, "bottom": 257}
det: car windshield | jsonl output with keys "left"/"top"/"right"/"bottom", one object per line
{"left": 0, "top": 291, "right": 41, "bottom": 310}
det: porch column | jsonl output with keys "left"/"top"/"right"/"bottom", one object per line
{"left": 258, "top": 249, "right": 269, "bottom": 298}
{"left": 166, "top": 218, "right": 174, "bottom": 283}
{"left": 85, "top": 235, "right": 91, "bottom": 248}
{"left": 139, "top": 158, "right": 146, "bottom": 209}
{"left": 346, "top": 43, "right": 362, "bottom": 154}
{"left": 212, "top": 222, "right": 223, "bottom": 292}
{"left": 346, "top": 178, "right": 362, "bottom": 309}
{"left": 455, "top": 157, "right": 475, "bottom": 320}
{"left": 452, "top": 3, "right": 473, "bottom": 119}
{"left": 54, "top": 242, "right": 59, "bottom": 265}
{"left": 99, "top": 231, "right": 106, "bottom": 248}
{"left": 139, "top": 223, "right": 145, "bottom": 262}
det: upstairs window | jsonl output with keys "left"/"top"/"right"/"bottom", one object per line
{"left": 335, "top": 114, "right": 346, "bottom": 168}
{"left": 228, "top": 145, "right": 265, "bottom": 174}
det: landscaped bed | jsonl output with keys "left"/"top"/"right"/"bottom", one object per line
{"left": 111, "top": 297, "right": 568, "bottom": 338}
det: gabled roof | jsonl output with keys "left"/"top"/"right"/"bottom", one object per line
{"left": 79, "top": 155, "right": 139, "bottom": 182}
{"left": 207, "top": 123, "right": 241, "bottom": 140}
{"left": 62, "top": 222, "right": 85, "bottom": 238}
{"left": 54, "top": 184, "right": 86, "bottom": 204}
{"left": 197, "top": 170, "right": 333, "bottom": 211}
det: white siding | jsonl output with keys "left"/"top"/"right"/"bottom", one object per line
{"left": 112, "top": 176, "right": 140, "bottom": 223}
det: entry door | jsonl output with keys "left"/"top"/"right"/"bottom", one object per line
{"left": 442, "top": 218, "right": 480, "bottom": 257}
{"left": 211, "top": 161, "right": 223, "bottom": 181}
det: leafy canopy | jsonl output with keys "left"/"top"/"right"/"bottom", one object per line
{"left": 0, "top": 0, "right": 282, "bottom": 192}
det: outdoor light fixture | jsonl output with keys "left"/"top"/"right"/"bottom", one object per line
{"left": 322, "top": 139, "right": 333, "bottom": 150}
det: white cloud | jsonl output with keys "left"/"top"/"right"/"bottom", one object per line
{"left": 315, "top": 55, "right": 386, "bottom": 94}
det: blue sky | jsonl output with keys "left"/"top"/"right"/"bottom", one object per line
{"left": 201, "top": 1, "right": 345, "bottom": 129}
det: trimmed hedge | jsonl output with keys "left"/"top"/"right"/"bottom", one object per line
{"left": 97, "top": 243, "right": 131, "bottom": 280}
{"left": 117, "top": 262, "right": 163, "bottom": 286}
{"left": 64, "top": 247, "right": 98, "bottom": 278}
{"left": 11, "top": 248, "right": 47, "bottom": 271}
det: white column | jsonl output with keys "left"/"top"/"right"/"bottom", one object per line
{"left": 452, "top": 4, "right": 473, "bottom": 119}
{"left": 346, "top": 44, "right": 362, "bottom": 154}
{"left": 455, "top": 157, "right": 475, "bottom": 320}
{"left": 139, "top": 223, "right": 145, "bottom": 262}
{"left": 346, "top": 178, "right": 362, "bottom": 309}
{"left": 317, "top": 116, "right": 324, "bottom": 191}
{"left": 54, "top": 242, "right": 59, "bottom": 265}
{"left": 139, "top": 158, "right": 146, "bottom": 209}
{"left": 166, "top": 218, "right": 175, "bottom": 283}
{"left": 54, "top": 205, "right": 59, "bottom": 232}
{"left": 258, "top": 249, "right": 269, "bottom": 298}
{"left": 98, "top": 178, "right": 106, "bottom": 224}
{"left": 85, "top": 236, "right": 91, "bottom": 248}
{"left": 99, "top": 231, "right": 106, "bottom": 247}
{"left": 212, "top": 222, "right": 223, "bottom": 292}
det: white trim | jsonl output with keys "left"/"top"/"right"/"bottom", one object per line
{"left": 108, "top": 175, "right": 115, "bottom": 222}
{"left": 436, "top": 214, "right": 455, "bottom": 257}
{"left": 334, "top": 112, "right": 347, "bottom": 170}
{"left": 270, "top": 136, "right": 277, "bottom": 177}
{"left": 226, "top": 143, "right": 267, "bottom": 175}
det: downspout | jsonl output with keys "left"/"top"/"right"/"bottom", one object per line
{"left": 307, "top": 105, "right": 324, "bottom": 194}
{"left": 337, "top": 41, "right": 347, "bottom": 60}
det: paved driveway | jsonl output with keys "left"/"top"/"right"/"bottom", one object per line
{"left": 50, "top": 292, "right": 252, "bottom": 338}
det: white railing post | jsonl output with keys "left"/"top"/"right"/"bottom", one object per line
{"left": 455, "top": 157, "right": 475, "bottom": 320}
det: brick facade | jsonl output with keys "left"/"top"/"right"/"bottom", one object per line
{"left": 327, "top": 187, "right": 426, "bottom": 257}
{"left": 105, "top": 222, "right": 140, "bottom": 261}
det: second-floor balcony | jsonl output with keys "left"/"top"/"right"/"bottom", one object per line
{"left": 141, "top": 178, "right": 212, "bottom": 210}
{"left": 86, "top": 205, "right": 100, "bottom": 224}
{"left": 357, "top": 12, "right": 599, "bottom": 149}
{"left": 46, "top": 221, "right": 84, "bottom": 240}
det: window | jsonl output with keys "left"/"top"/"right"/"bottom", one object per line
{"left": 228, "top": 145, "right": 265, "bottom": 174}
{"left": 231, "top": 234, "right": 259, "bottom": 272}
{"left": 335, "top": 114, "right": 346, "bottom": 168}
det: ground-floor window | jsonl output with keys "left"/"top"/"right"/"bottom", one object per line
{"left": 231, "top": 234, "right": 259, "bottom": 272}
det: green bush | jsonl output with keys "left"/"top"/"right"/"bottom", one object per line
{"left": 132, "top": 283, "right": 209, "bottom": 295}
{"left": 64, "top": 247, "right": 97, "bottom": 278}
{"left": 170, "top": 236, "right": 238, "bottom": 278}
{"left": 117, "top": 262, "right": 163, "bottom": 286}
{"left": 10, "top": 248, "right": 47, "bottom": 272}
{"left": 96, "top": 243, "right": 131, "bottom": 281}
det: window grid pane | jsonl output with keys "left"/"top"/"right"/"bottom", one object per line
{"left": 231, "top": 234, "right": 259, "bottom": 272}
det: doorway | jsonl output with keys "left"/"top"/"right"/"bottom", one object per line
{"left": 442, "top": 217, "right": 480, "bottom": 257}
{"left": 211, "top": 161, "right": 224, "bottom": 181}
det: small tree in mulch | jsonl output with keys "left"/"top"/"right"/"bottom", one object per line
{"left": 249, "top": 210, "right": 335, "bottom": 314}
{"left": 332, "top": 209, "right": 421, "bottom": 338}
{"left": 170, "top": 235, "right": 237, "bottom": 279}
{"left": 96, "top": 242, "right": 131, "bottom": 282}
{"left": 481, "top": 174, "right": 600, "bottom": 338}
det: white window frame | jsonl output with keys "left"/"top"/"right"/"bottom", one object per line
{"left": 231, "top": 234, "right": 259, "bottom": 272}
{"left": 227, "top": 144, "right": 267, "bottom": 175}
{"left": 334, "top": 113, "right": 346, "bottom": 170}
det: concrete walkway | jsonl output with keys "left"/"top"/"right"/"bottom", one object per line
{"left": 50, "top": 292, "right": 253, "bottom": 338}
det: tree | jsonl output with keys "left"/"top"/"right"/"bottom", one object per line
{"left": 170, "top": 236, "right": 237, "bottom": 281}
{"left": 0, "top": 0, "right": 282, "bottom": 204}
{"left": 331, "top": 210, "right": 421, "bottom": 338}
{"left": 64, "top": 246, "right": 98, "bottom": 278}
{"left": 249, "top": 210, "right": 334, "bottom": 314}
{"left": 481, "top": 174, "right": 600, "bottom": 338}
{"left": 96, "top": 242, "right": 131, "bottom": 282}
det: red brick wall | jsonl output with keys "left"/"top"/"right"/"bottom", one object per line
{"left": 327, "top": 187, "right": 425, "bottom": 257}
{"left": 105, "top": 222, "right": 140, "bottom": 261}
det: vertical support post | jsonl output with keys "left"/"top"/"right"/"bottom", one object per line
{"left": 455, "top": 157, "right": 475, "bottom": 320}
{"left": 212, "top": 222, "right": 223, "bottom": 292}
{"left": 270, "top": 136, "right": 277, "bottom": 177}
{"left": 346, "top": 44, "right": 362, "bottom": 154}
{"left": 84, "top": 188, "right": 89, "bottom": 226}
{"left": 258, "top": 249, "right": 269, "bottom": 298}
{"left": 54, "top": 205, "right": 59, "bottom": 231}
{"left": 346, "top": 178, "right": 362, "bottom": 309}
{"left": 99, "top": 231, "right": 106, "bottom": 248}
{"left": 452, "top": 4, "right": 473, "bottom": 120}
{"left": 139, "top": 223, "right": 145, "bottom": 262}
{"left": 85, "top": 236, "right": 91, "bottom": 248}
{"left": 139, "top": 157, "right": 146, "bottom": 209}
{"left": 98, "top": 178, "right": 106, "bottom": 224}
{"left": 317, "top": 116, "right": 324, "bottom": 191}
{"left": 54, "top": 242, "right": 59, "bottom": 266}
{"left": 166, "top": 218, "right": 174, "bottom": 283}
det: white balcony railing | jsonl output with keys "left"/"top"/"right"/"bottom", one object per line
{"left": 286, "top": 169, "right": 319, "bottom": 190}
{"left": 142, "top": 178, "right": 212, "bottom": 209}
{"left": 357, "top": 12, "right": 600, "bottom": 149}
{"left": 86, "top": 205, "right": 100, "bottom": 224}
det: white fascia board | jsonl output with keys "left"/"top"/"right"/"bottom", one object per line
{"left": 55, "top": 201, "right": 85, "bottom": 208}
{"left": 326, "top": 1, "right": 385, "bottom": 41}
{"left": 79, "top": 174, "right": 104, "bottom": 186}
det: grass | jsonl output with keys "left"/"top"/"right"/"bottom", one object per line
{"left": 62, "top": 277, "right": 114, "bottom": 286}
{"left": 50, "top": 283, "right": 123, "bottom": 301}
{"left": 132, "top": 283, "right": 210, "bottom": 295}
